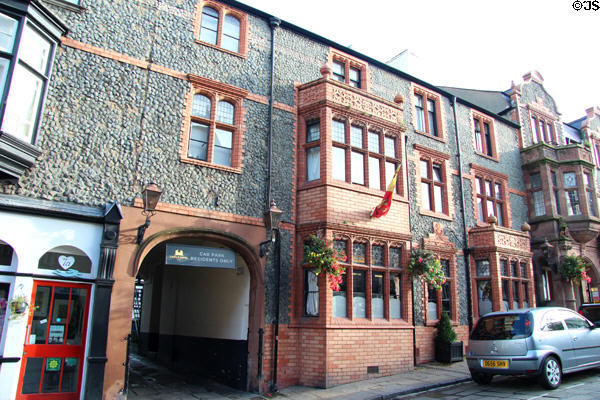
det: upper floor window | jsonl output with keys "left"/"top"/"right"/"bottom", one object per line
{"left": 564, "top": 172, "right": 581, "bottom": 216}
{"left": 585, "top": 172, "right": 597, "bottom": 217}
{"left": 331, "top": 59, "right": 363, "bottom": 88}
{"left": 180, "top": 75, "right": 247, "bottom": 172}
{"left": 0, "top": 13, "right": 58, "bottom": 144}
{"left": 330, "top": 118, "right": 401, "bottom": 191}
{"left": 420, "top": 159, "right": 445, "bottom": 214}
{"left": 530, "top": 172, "right": 545, "bottom": 217}
{"left": 412, "top": 86, "right": 443, "bottom": 139}
{"left": 530, "top": 113, "right": 557, "bottom": 145}
{"left": 306, "top": 121, "right": 321, "bottom": 181}
{"left": 472, "top": 112, "right": 496, "bottom": 158}
{"left": 196, "top": 3, "right": 247, "bottom": 56}
{"left": 475, "top": 176, "right": 506, "bottom": 225}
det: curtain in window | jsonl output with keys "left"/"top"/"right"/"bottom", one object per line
{"left": 389, "top": 274, "right": 401, "bottom": 319}
{"left": 306, "top": 146, "right": 320, "bottom": 181}
{"left": 306, "top": 270, "right": 318, "bottom": 316}
{"left": 428, "top": 286, "right": 437, "bottom": 321}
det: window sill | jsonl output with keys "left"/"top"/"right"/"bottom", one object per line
{"left": 0, "top": 131, "right": 42, "bottom": 180}
{"left": 414, "top": 128, "right": 445, "bottom": 143}
{"left": 474, "top": 151, "right": 499, "bottom": 162}
{"left": 195, "top": 40, "right": 247, "bottom": 59}
{"left": 180, "top": 156, "right": 242, "bottom": 174}
{"left": 419, "top": 209, "right": 452, "bottom": 221}
{"left": 43, "top": 0, "right": 86, "bottom": 12}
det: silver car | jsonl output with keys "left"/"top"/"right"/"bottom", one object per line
{"left": 467, "top": 307, "right": 600, "bottom": 389}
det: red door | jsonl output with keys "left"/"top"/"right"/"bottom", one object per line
{"left": 17, "top": 281, "right": 91, "bottom": 400}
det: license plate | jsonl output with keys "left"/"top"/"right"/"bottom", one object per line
{"left": 482, "top": 359, "right": 508, "bottom": 368}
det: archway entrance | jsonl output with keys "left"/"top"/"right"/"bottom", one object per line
{"left": 131, "top": 234, "right": 257, "bottom": 391}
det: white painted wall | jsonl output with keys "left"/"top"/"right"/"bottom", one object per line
{"left": 158, "top": 255, "right": 250, "bottom": 341}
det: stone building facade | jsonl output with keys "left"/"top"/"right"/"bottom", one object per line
{"left": 0, "top": 0, "right": 594, "bottom": 399}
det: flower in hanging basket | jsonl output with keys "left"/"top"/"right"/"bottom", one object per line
{"left": 409, "top": 248, "right": 446, "bottom": 290}
{"left": 558, "top": 255, "right": 591, "bottom": 283}
{"left": 8, "top": 294, "right": 29, "bottom": 319}
{"left": 304, "top": 235, "right": 346, "bottom": 291}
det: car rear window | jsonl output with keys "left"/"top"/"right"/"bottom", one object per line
{"left": 471, "top": 313, "right": 533, "bottom": 340}
{"left": 580, "top": 306, "right": 600, "bottom": 323}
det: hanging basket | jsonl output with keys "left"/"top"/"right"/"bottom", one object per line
{"left": 408, "top": 249, "right": 446, "bottom": 290}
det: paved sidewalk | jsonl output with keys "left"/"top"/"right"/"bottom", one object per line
{"left": 127, "top": 354, "right": 471, "bottom": 400}
{"left": 277, "top": 361, "right": 471, "bottom": 400}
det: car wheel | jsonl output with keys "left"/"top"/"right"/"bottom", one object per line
{"left": 471, "top": 371, "right": 493, "bottom": 385}
{"left": 538, "top": 356, "right": 561, "bottom": 390}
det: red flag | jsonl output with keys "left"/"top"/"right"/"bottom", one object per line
{"left": 371, "top": 165, "right": 401, "bottom": 218}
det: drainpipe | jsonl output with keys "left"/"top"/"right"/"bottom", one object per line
{"left": 451, "top": 95, "right": 474, "bottom": 332}
{"left": 266, "top": 16, "right": 281, "bottom": 393}
{"left": 405, "top": 136, "right": 418, "bottom": 366}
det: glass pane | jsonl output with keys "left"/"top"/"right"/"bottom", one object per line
{"left": 496, "top": 203, "right": 504, "bottom": 226}
{"left": 533, "top": 191, "right": 545, "bottom": 216}
{"left": 485, "top": 180, "right": 493, "bottom": 196}
{"left": 351, "top": 151, "right": 364, "bottom": 185}
{"left": 476, "top": 260, "right": 490, "bottom": 276}
{"left": 214, "top": 129, "right": 232, "bottom": 148}
{"left": 511, "top": 261, "right": 518, "bottom": 277}
{"left": 66, "top": 288, "right": 87, "bottom": 345}
{"left": 368, "top": 132, "right": 380, "bottom": 152}
{"left": 564, "top": 172, "right": 577, "bottom": 188}
{"left": 188, "top": 123, "right": 208, "bottom": 160}
{"left": 352, "top": 242, "right": 366, "bottom": 264}
{"left": 427, "top": 99, "right": 437, "bottom": 136}
{"left": 333, "top": 274, "right": 346, "bottom": 318}
{"left": 500, "top": 259, "right": 508, "bottom": 276}
{"left": 214, "top": 140, "right": 232, "bottom": 166}
{"left": 61, "top": 358, "right": 78, "bottom": 393}
{"left": 476, "top": 178, "right": 483, "bottom": 194}
{"left": 20, "top": 24, "right": 52, "bottom": 74}
{"left": 566, "top": 190, "right": 580, "bottom": 216}
{"left": 428, "top": 286, "right": 438, "bottom": 320}
{"left": 389, "top": 247, "right": 401, "bottom": 268}
{"left": 199, "top": 28, "right": 217, "bottom": 45}
{"left": 495, "top": 183, "right": 502, "bottom": 199}
{"left": 332, "top": 120, "right": 345, "bottom": 143}
{"left": 421, "top": 182, "right": 431, "bottom": 210}
{"left": 385, "top": 162, "right": 396, "bottom": 193}
{"left": 440, "top": 259, "right": 450, "bottom": 277}
{"left": 513, "top": 281, "right": 520, "bottom": 309}
{"left": 221, "top": 35, "right": 239, "bottom": 53}
{"left": 49, "top": 287, "right": 70, "bottom": 344}
{"left": 530, "top": 173, "right": 542, "bottom": 189}
{"left": 551, "top": 171, "right": 558, "bottom": 187}
{"left": 349, "top": 67, "right": 360, "bottom": 83}
{"left": 216, "top": 101, "right": 234, "bottom": 124}
{"left": 333, "top": 240, "right": 347, "bottom": 257}
{"left": 384, "top": 136, "right": 395, "bottom": 157}
{"left": 441, "top": 282, "right": 450, "bottom": 315}
{"left": 304, "top": 269, "right": 319, "bottom": 316}
{"left": 41, "top": 358, "right": 61, "bottom": 393}
{"left": 1, "top": 64, "right": 44, "bottom": 143}
{"left": 477, "top": 198, "right": 484, "bottom": 222}
{"left": 307, "top": 122, "right": 320, "bottom": 142}
{"left": 0, "top": 13, "right": 18, "bottom": 53}
{"left": 350, "top": 126, "right": 363, "bottom": 148}
{"left": 0, "top": 58, "right": 8, "bottom": 100}
{"left": 502, "top": 280, "right": 509, "bottom": 310}
{"left": 372, "top": 272, "right": 384, "bottom": 319}
{"left": 352, "top": 271, "right": 366, "bottom": 318}
{"left": 434, "top": 185, "right": 443, "bottom": 212}
{"left": 332, "top": 60, "right": 344, "bottom": 76}
{"left": 371, "top": 245, "right": 384, "bottom": 266}
{"left": 332, "top": 146, "right": 346, "bottom": 181}
{"left": 190, "top": 122, "right": 209, "bottom": 141}
{"left": 477, "top": 280, "right": 492, "bottom": 316}
{"left": 432, "top": 164, "right": 442, "bottom": 182}
{"left": 31, "top": 285, "right": 52, "bottom": 344}
{"left": 192, "top": 94, "right": 211, "bottom": 118}
{"left": 589, "top": 190, "right": 596, "bottom": 217}
{"left": 389, "top": 274, "right": 401, "bottom": 319}
{"left": 306, "top": 146, "right": 320, "bottom": 181}
{"left": 22, "top": 357, "right": 43, "bottom": 394}
{"left": 415, "top": 94, "right": 425, "bottom": 131}
{"left": 420, "top": 160, "right": 429, "bottom": 178}
{"left": 188, "top": 140, "right": 207, "bottom": 161}
{"left": 369, "top": 156, "right": 380, "bottom": 189}
{"left": 223, "top": 15, "right": 240, "bottom": 39}
{"left": 486, "top": 200, "right": 494, "bottom": 218}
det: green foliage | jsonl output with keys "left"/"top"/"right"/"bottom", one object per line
{"left": 408, "top": 249, "right": 446, "bottom": 290}
{"left": 435, "top": 311, "right": 457, "bottom": 344}
{"left": 304, "top": 235, "right": 346, "bottom": 291}
{"left": 558, "top": 255, "right": 591, "bottom": 283}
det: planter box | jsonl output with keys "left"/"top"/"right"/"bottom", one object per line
{"left": 435, "top": 341, "right": 463, "bottom": 363}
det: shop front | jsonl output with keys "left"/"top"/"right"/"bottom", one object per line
{"left": 0, "top": 195, "right": 121, "bottom": 400}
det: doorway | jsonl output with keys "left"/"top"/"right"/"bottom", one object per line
{"left": 17, "top": 281, "right": 91, "bottom": 400}
{"left": 132, "top": 239, "right": 251, "bottom": 390}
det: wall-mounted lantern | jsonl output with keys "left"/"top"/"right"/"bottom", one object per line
{"left": 260, "top": 200, "right": 282, "bottom": 257}
{"left": 136, "top": 183, "right": 162, "bottom": 245}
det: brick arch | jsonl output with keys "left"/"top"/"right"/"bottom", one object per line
{"left": 133, "top": 227, "right": 264, "bottom": 392}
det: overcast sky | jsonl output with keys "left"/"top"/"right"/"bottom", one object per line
{"left": 242, "top": 0, "right": 599, "bottom": 123}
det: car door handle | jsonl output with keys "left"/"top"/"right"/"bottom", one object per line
{"left": 573, "top": 336, "right": 578, "bottom": 341}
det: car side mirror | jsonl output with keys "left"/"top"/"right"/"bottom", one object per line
{"left": 595, "top": 322, "right": 600, "bottom": 329}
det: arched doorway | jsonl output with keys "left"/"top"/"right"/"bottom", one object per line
{"left": 131, "top": 229, "right": 264, "bottom": 392}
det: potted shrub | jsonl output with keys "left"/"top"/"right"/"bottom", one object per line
{"left": 434, "top": 311, "right": 463, "bottom": 363}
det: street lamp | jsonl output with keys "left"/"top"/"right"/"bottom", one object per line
{"left": 260, "top": 200, "right": 282, "bottom": 257}
{"left": 136, "top": 183, "right": 162, "bottom": 245}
